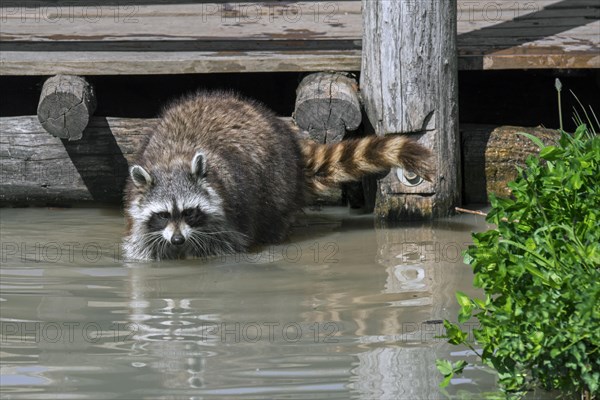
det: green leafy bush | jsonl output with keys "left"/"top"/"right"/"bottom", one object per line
{"left": 439, "top": 124, "right": 600, "bottom": 398}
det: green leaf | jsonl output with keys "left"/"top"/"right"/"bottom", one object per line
{"left": 453, "top": 360, "right": 468, "bottom": 374}
{"left": 525, "top": 237, "right": 536, "bottom": 251}
{"left": 574, "top": 124, "right": 588, "bottom": 138}
{"left": 517, "top": 132, "right": 545, "bottom": 149}
{"left": 539, "top": 145, "right": 562, "bottom": 160}
{"left": 530, "top": 331, "right": 544, "bottom": 344}
{"left": 443, "top": 320, "right": 468, "bottom": 345}
{"left": 473, "top": 297, "right": 487, "bottom": 309}
{"left": 436, "top": 359, "right": 453, "bottom": 376}
{"left": 439, "top": 373, "right": 452, "bottom": 388}
{"left": 458, "top": 305, "right": 473, "bottom": 323}
{"left": 570, "top": 173, "right": 583, "bottom": 189}
{"left": 500, "top": 239, "right": 555, "bottom": 271}
{"left": 463, "top": 252, "right": 474, "bottom": 265}
{"left": 456, "top": 291, "right": 472, "bottom": 308}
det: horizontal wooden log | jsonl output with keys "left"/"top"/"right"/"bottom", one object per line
{"left": 37, "top": 75, "right": 97, "bottom": 140}
{"left": 0, "top": 116, "right": 562, "bottom": 205}
{"left": 0, "top": 116, "right": 148, "bottom": 203}
{"left": 0, "top": 115, "right": 304, "bottom": 204}
{"left": 461, "top": 124, "right": 561, "bottom": 204}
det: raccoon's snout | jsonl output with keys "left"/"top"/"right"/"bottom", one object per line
{"left": 171, "top": 233, "right": 185, "bottom": 246}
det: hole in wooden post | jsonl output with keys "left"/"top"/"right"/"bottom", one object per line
{"left": 396, "top": 168, "right": 424, "bottom": 187}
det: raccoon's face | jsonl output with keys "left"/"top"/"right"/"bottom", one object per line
{"left": 126, "top": 151, "right": 234, "bottom": 259}
{"left": 144, "top": 202, "right": 209, "bottom": 247}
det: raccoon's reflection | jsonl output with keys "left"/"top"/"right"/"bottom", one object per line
{"left": 127, "top": 264, "right": 219, "bottom": 389}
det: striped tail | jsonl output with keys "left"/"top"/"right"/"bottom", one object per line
{"left": 301, "top": 135, "right": 434, "bottom": 194}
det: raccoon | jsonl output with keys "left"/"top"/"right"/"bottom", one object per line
{"left": 123, "top": 91, "right": 433, "bottom": 261}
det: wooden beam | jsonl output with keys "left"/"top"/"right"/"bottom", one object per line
{"left": 360, "top": 0, "right": 460, "bottom": 219}
{"left": 0, "top": 1, "right": 597, "bottom": 75}
{"left": 0, "top": 2, "right": 363, "bottom": 42}
{"left": 0, "top": 50, "right": 362, "bottom": 76}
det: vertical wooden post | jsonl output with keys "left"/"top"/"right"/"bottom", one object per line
{"left": 360, "top": 0, "right": 460, "bottom": 219}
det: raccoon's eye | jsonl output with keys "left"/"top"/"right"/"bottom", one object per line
{"left": 157, "top": 211, "right": 171, "bottom": 220}
{"left": 182, "top": 208, "right": 205, "bottom": 226}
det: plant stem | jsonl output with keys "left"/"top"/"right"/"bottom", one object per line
{"left": 556, "top": 78, "right": 563, "bottom": 131}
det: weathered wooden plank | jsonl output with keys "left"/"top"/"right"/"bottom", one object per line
{"left": 1, "top": 1, "right": 595, "bottom": 39}
{"left": 457, "top": 0, "right": 597, "bottom": 10}
{"left": 461, "top": 51, "right": 600, "bottom": 70}
{"left": 1, "top": 46, "right": 596, "bottom": 76}
{"left": 458, "top": 5, "right": 599, "bottom": 23}
{"left": 2, "top": 2, "right": 595, "bottom": 43}
{"left": 0, "top": 0, "right": 598, "bottom": 74}
{"left": 458, "top": 17, "right": 597, "bottom": 32}
{"left": 459, "top": 23, "right": 600, "bottom": 39}
{"left": 0, "top": 50, "right": 363, "bottom": 75}
{"left": 0, "top": 0, "right": 593, "bottom": 9}
{"left": 0, "top": 2, "right": 363, "bottom": 42}
{"left": 0, "top": 0, "right": 356, "bottom": 3}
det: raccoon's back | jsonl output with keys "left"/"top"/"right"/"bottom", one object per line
{"left": 141, "top": 92, "right": 285, "bottom": 165}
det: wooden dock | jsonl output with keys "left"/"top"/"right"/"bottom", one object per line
{"left": 1, "top": 0, "right": 598, "bottom": 75}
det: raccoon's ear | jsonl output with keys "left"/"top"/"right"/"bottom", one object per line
{"left": 130, "top": 165, "right": 153, "bottom": 188}
{"left": 191, "top": 151, "right": 207, "bottom": 179}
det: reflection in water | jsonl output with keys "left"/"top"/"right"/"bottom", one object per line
{"left": 0, "top": 207, "right": 500, "bottom": 399}
{"left": 124, "top": 252, "right": 357, "bottom": 397}
{"left": 127, "top": 265, "right": 215, "bottom": 391}
{"left": 351, "top": 222, "right": 466, "bottom": 398}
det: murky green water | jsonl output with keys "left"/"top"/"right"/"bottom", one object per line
{"left": 0, "top": 206, "right": 525, "bottom": 399}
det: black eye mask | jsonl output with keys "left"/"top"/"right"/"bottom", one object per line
{"left": 181, "top": 208, "right": 206, "bottom": 227}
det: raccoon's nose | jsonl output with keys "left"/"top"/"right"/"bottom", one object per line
{"left": 171, "top": 234, "right": 185, "bottom": 246}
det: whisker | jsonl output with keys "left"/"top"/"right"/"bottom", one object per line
{"left": 187, "top": 234, "right": 208, "bottom": 255}
{"left": 201, "top": 230, "right": 250, "bottom": 239}
{"left": 189, "top": 230, "right": 240, "bottom": 255}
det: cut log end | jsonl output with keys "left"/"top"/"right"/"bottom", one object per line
{"left": 37, "top": 75, "right": 97, "bottom": 141}
{"left": 294, "top": 72, "right": 362, "bottom": 144}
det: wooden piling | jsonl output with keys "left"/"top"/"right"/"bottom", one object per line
{"left": 360, "top": 0, "right": 460, "bottom": 219}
